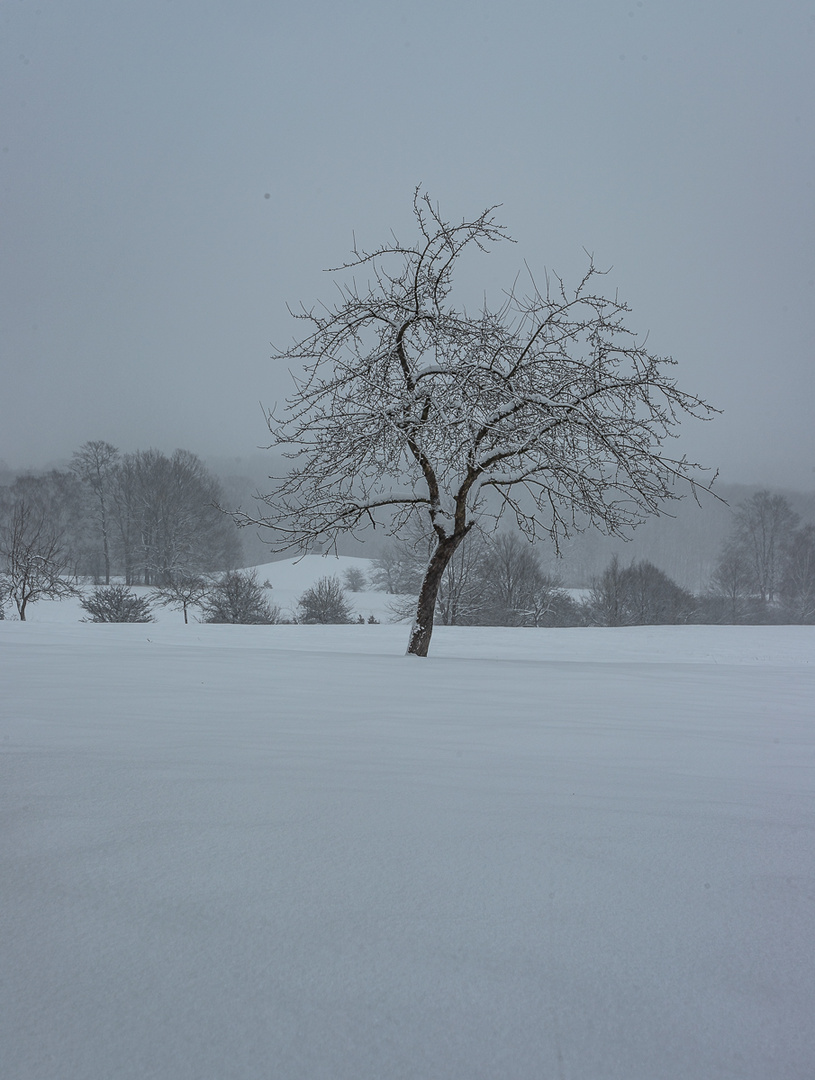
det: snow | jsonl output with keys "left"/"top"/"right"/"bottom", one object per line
{"left": 13, "top": 555, "right": 402, "bottom": 627}
{"left": 2, "top": 578, "right": 814, "bottom": 1079}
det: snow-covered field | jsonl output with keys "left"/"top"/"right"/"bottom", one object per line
{"left": 2, "top": 557, "right": 814, "bottom": 1079}
{"left": 10, "top": 555, "right": 401, "bottom": 627}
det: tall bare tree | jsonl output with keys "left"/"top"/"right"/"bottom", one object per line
{"left": 733, "top": 490, "right": 799, "bottom": 604}
{"left": 237, "top": 191, "right": 717, "bottom": 655}
{"left": 71, "top": 440, "right": 120, "bottom": 584}
{"left": 780, "top": 524, "right": 815, "bottom": 622}
{"left": 476, "top": 531, "right": 547, "bottom": 626}
{"left": 1, "top": 470, "right": 88, "bottom": 571}
{"left": 708, "top": 540, "right": 753, "bottom": 623}
{"left": 587, "top": 554, "right": 628, "bottom": 627}
{"left": 108, "top": 449, "right": 241, "bottom": 585}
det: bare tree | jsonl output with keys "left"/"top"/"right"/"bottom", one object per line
{"left": 370, "top": 541, "right": 425, "bottom": 595}
{"left": 433, "top": 529, "right": 486, "bottom": 626}
{"left": 108, "top": 452, "right": 139, "bottom": 585}
{"left": 480, "top": 533, "right": 576, "bottom": 627}
{"left": 200, "top": 569, "right": 280, "bottom": 624}
{"left": 587, "top": 556, "right": 693, "bottom": 625}
{"left": 733, "top": 491, "right": 799, "bottom": 604}
{"left": 342, "top": 566, "right": 368, "bottom": 592}
{"left": 0, "top": 501, "right": 78, "bottom": 620}
{"left": 2, "top": 470, "right": 89, "bottom": 576}
{"left": 151, "top": 574, "right": 210, "bottom": 624}
{"left": 708, "top": 541, "right": 753, "bottom": 623}
{"left": 476, "top": 531, "right": 548, "bottom": 626}
{"left": 109, "top": 449, "right": 242, "bottom": 585}
{"left": 297, "top": 575, "right": 353, "bottom": 624}
{"left": 620, "top": 560, "right": 694, "bottom": 625}
{"left": 587, "top": 554, "right": 628, "bottom": 627}
{"left": 236, "top": 191, "right": 717, "bottom": 655}
{"left": 780, "top": 524, "right": 815, "bottom": 623}
{"left": 71, "top": 440, "right": 120, "bottom": 584}
{"left": 525, "top": 579, "right": 580, "bottom": 628}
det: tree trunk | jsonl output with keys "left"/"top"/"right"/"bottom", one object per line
{"left": 101, "top": 504, "right": 110, "bottom": 585}
{"left": 406, "top": 534, "right": 464, "bottom": 657}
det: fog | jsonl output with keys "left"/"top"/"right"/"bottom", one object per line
{"left": 2, "top": 0, "right": 813, "bottom": 489}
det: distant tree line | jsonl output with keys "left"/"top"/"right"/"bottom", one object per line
{"left": 703, "top": 490, "right": 815, "bottom": 624}
{"left": 2, "top": 449, "right": 813, "bottom": 628}
{"left": 372, "top": 529, "right": 581, "bottom": 627}
{"left": 70, "top": 441, "right": 241, "bottom": 585}
{"left": 0, "top": 441, "right": 242, "bottom": 618}
{"left": 369, "top": 488, "right": 815, "bottom": 627}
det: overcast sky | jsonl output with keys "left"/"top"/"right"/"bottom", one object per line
{"left": 2, "top": 0, "right": 813, "bottom": 489}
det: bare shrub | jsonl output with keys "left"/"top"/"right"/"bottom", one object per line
{"left": 298, "top": 575, "right": 353, "bottom": 624}
{"left": 200, "top": 570, "right": 280, "bottom": 624}
{"left": 81, "top": 585, "right": 154, "bottom": 623}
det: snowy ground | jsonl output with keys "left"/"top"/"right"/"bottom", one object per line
{"left": 2, "top": 562, "right": 814, "bottom": 1079}
{"left": 256, "top": 554, "right": 400, "bottom": 624}
{"left": 11, "top": 555, "right": 401, "bottom": 627}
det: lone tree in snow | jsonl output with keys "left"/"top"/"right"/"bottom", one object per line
{"left": 236, "top": 190, "right": 717, "bottom": 656}
{"left": 151, "top": 574, "right": 211, "bottom": 624}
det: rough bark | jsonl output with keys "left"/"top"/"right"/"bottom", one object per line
{"left": 407, "top": 534, "right": 465, "bottom": 656}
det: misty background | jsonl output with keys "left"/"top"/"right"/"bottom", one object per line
{"left": 2, "top": 1, "right": 814, "bottom": 562}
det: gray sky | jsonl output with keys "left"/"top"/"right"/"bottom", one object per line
{"left": 2, "top": 0, "right": 813, "bottom": 489}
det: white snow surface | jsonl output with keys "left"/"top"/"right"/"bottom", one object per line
{"left": 2, "top": 576, "right": 814, "bottom": 1078}
{"left": 257, "top": 554, "right": 401, "bottom": 623}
